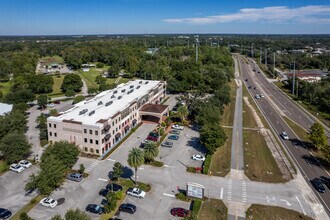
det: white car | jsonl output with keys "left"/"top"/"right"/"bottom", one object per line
{"left": 10, "top": 164, "right": 25, "bottom": 173}
{"left": 171, "top": 124, "right": 184, "bottom": 131}
{"left": 260, "top": 94, "right": 265, "bottom": 98}
{"left": 281, "top": 132, "right": 289, "bottom": 140}
{"left": 40, "top": 197, "right": 58, "bottom": 208}
{"left": 47, "top": 103, "right": 55, "bottom": 108}
{"left": 126, "top": 188, "right": 146, "bottom": 198}
{"left": 192, "top": 155, "right": 205, "bottom": 161}
{"left": 19, "top": 160, "right": 32, "bottom": 168}
{"left": 255, "top": 94, "right": 260, "bottom": 99}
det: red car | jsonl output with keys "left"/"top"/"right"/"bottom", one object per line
{"left": 146, "top": 135, "right": 158, "bottom": 142}
{"left": 170, "top": 207, "right": 190, "bottom": 217}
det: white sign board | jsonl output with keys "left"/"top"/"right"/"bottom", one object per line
{"left": 186, "top": 182, "right": 204, "bottom": 199}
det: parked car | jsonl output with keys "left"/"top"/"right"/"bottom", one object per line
{"left": 255, "top": 94, "right": 260, "bottom": 99}
{"left": 171, "top": 124, "right": 184, "bottom": 130}
{"left": 10, "top": 164, "right": 24, "bottom": 173}
{"left": 192, "top": 154, "right": 206, "bottom": 161}
{"left": 0, "top": 208, "right": 12, "bottom": 219}
{"left": 18, "top": 160, "right": 32, "bottom": 168}
{"left": 148, "top": 131, "right": 159, "bottom": 138}
{"left": 86, "top": 204, "right": 104, "bottom": 214}
{"left": 170, "top": 130, "right": 180, "bottom": 135}
{"left": 260, "top": 94, "right": 265, "bottom": 98}
{"left": 40, "top": 197, "right": 58, "bottom": 208}
{"left": 54, "top": 100, "right": 61, "bottom": 104}
{"left": 99, "top": 188, "right": 110, "bottom": 197}
{"left": 161, "top": 141, "right": 173, "bottom": 148}
{"left": 67, "top": 173, "right": 83, "bottom": 182}
{"left": 170, "top": 207, "right": 190, "bottom": 217}
{"left": 147, "top": 135, "right": 158, "bottom": 142}
{"left": 168, "top": 135, "right": 179, "bottom": 140}
{"left": 119, "top": 203, "right": 136, "bottom": 214}
{"left": 106, "top": 183, "right": 123, "bottom": 192}
{"left": 126, "top": 188, "right": 146, "bottom": 198}
{"left": 280, "top": 132, "right": 289, "bottom": 140}
{"left": 310, "top": 178, "right": 326, "bottom": 193}
{"left": 47, "top": 103, "right": 55, "bottom": 108}
{"left": 140, "top": 139, "right": 150, "bottom": 148}
{"left": 248, "top": 86, "right": 251, "bottom": 89}
{"left": 320, "top": 176, "right": 330, "bottom": 189}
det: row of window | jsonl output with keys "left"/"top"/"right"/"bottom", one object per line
{"left": 84, "top": 147, "right": 99, "bottom": 154}
{"left": 49, "top": 123, "right": 57, "bottom": 128}
{"left": 83, "top": 129, "right": 99, "bottom": 135}
{"left": 84, "top": 138, "right": 99, "bottom": 145}
{"left": 49, "top": 132, "right": 57, "bottom": 137}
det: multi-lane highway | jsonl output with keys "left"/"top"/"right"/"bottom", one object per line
{"left": 235, "top": 55, "right": 330, "bottom": 216}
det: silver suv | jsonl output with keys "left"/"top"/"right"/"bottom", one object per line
{"left": 67, "top": 173, "right": 83, "bottom": 182}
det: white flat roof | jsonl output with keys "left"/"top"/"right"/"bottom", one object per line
{"left": 0, "top": 103, "right": 13, "bottom": 116}
{"left": 49, "top": 80, "right": 162, "bottom": 126}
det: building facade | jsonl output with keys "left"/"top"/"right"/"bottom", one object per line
{"left": 47, "top": 80, "right": 166, "bottom": 158}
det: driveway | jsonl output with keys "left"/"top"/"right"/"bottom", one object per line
{"left": 0, "top": 166, "right": 39, "bottom": 215}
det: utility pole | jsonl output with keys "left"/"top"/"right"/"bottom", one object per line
{"left": 195, "top": 35, "right": 199, "bottom": 62}
{"left": 273, "top": 52, "right": 276, "bottom": 78}
{"left": 292, "top": 61, "right": 296, "bottom": 96}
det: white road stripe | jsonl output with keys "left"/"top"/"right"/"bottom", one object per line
{"left": 220, "top": 187, "right": 224, "bottom": 199}
{"left": 163, "top": 193, "right": 175, "bottom": 198}
{"left": 295, "top": 196, "right": 306, "bottom": 215}
{"left": 164, "top": 165, "right": 175, "bottom": 168}
{"left": 107, "top": 158, "right": 116, "bottom": 162}
{"left": 98, "top": 178, "right": 108, "bottom": 182}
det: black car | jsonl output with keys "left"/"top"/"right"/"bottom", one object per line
{"left": 119, "top": 203, "right": 136, "bottom": 214}
{"left": 86, "top": 204, "right": 104, "bottom": 214}
{"left": 320, "top": 176, "right": 330, "bottom": 190}
{"left": 106, "top": 183, "right": 123, "bottom": 192}
{"left": 310, "top": 178, "right": 326, "bottom": 193}
{"left": 99, "top": 188, "right": 110, "bottom": 197}
{"left": 0, "top": 208, "right": 12, "bottom": 219}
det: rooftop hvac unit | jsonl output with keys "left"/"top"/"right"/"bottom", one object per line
{"left": 98, "top": 101, "right": 103, "bottom": 106}
{"left": 111, "top": 95, "right": 115, "bottom": 98}
{"left": 145, "top": 81, "right": 149, "bottom": 84}
{"left": 130, "top": 85, "right": 134, "bottom": 88}
{"left": 118, "top": 96, "right": 122, "bottom": 100}
{"left": 88, "top": 110, "right": 95, "bottom": 116}
{"left": 121, "top": 89, "right": 126, "bottom": 93}
{"left": 113, "top": 90, "right": 118, "bottom": 94}
{"left": 137, "top": 85, "right": 140, "bottom": 89}
{"left": 79, "top": 109, "right": 88, "bottom": 115}
{"left": 139, "top": 81, "right": 143, "bottom": 84}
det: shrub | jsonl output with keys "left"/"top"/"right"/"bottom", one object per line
{"left": 175, "top": 192, "right": 187, "bottom": 201}
{"left": 202, "top": 155, "right": 212, "bottom": 174}
{"left": 187, "top": 167, "right": 197, "bottom": 173}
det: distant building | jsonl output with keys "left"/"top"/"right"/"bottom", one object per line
{"left": 145, "top": 48, "right": 159, "bottom": 55}
{"left": 286, "top": 70, "right": 327, "bottom": 83}
{"left": 0, "top": 103, "right": 13, "bottom": 116}
{"left": 47, "top": 80, "right": 167, "bottom": 158}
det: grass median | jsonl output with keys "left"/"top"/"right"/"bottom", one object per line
{"left": 243, "top": 130, "right": 285, "bottom": 183}
{"left": 246, "top": 204, "right": 313, "bottom": 220}
{"left": 198, "top": 199, "right": 227, "bottom": 220}
{"left": 10, "top": 195, "right": 43, "bottom": 220}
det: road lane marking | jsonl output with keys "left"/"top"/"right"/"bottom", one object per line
{"left": 163, "top": 193, "right": 175, "bottom": 198}
{"left": 98, "top": 178, "right": 108, "bottom": 182}
{"left": 107, "top": 158, "right": 116, "bottom": 162}
{"left": 220, "top": 187, "right": 224, "bottom": 199}
{"left": 280, "top": 199, "right": 292, "bottom": 206}
{"left": 295, "top": 196, "right": 307, "bottom": 215}
{"left": 164, "top": 165, "right": 175, "bottom": 168}
{"left": 139, "top": 167, "right": 144, "bottom": 170}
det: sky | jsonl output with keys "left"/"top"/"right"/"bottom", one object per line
{"left": 0, "top": 0, "right": 330, "bottom": 35}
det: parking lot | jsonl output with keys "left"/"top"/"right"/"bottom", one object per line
{"left": 0, "top": 166, "right": 39, "bottom": 215}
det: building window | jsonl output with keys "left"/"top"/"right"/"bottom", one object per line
{"left": 85, "top": 147, "right": 88, "bottom": 151}
{"left": 89, "top": 130, "right": 92, "bottom": 135}
{"left": 96, "top": 140, "right": 99, "bottom": 145}
{"left": 116, "top": 128, "right": 118, "bottom": 132}
{"left": 122, "top": 123, "right": 124, "bottom": 126}
{"left": 90, "top": 139, "right": 93, "bottom": 144}
{"left": 96, "top": 149, "right": 99, "bottom": 154}
{"left": 90, "top": 148, "right": 94, "bottom": 153}
{"left": 49, "top": 123, "right": 52, "bottom": 128}
{"left": 102, "top": 139, "right": 104, "bottom": 144}
{"left": 95, "top": 130, "right": 98, "bottom": 135}
{"left": 112, "top": 121, "right": 114, "bottom": 126}
{"left": 113, "top": 130, "right": 115, "bottom": 134}
{"left": 116, "top": 119, "right": 117, "bottom": 123}
{"left": 54, "top": 124, "right": 56, "bottom": 129}
{"left": 84, "top": 138, "right": 87, "bottom": 143}
{"left": 84, "top": 129, "right": 87, "bottom": 133}
{"left": 49, "top": 132, "right": 52, "bottom": 136}
{"left": 119, "top": 125, "right": 121, "bottom": 129}
{"left": 54, "top": 133, "right": 57, "bottom": 137}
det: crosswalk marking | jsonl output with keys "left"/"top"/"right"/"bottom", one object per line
{"left": 227, "top": 179, "right": 232, "bottom": 201}
{"left": 85, "top": 161, "right": 101, "bottom": 173}
{"left": 242, "top": 181, "right": 247, "bottom": 203}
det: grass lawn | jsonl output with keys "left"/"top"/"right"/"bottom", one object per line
{"left": 48, "top": 75, "right": 65, "bottom": 97}
{"left": 209, "top": 128, "right": 232, "bottom": 177}
{"left": 283, "top": 117, "right": 309, "bottom": 142}
{"left": 198, "top": 199, "right": 227, "bottom": 220}
{"left": 221, "top": 80, "right": 237, "bottom": 126}
{"left": 0, "top": 81, "right": 12, "bottom": 96}
{"left": 10, "top": 195, "right": 43, "bottom": 220}
{"left": 0, "top": 160, "right": 8, "bottom": 175}
{"left": 246, "top": 204, "right": 314, "bottom": 220}
{"left": 243, "top": 101, "right": 258, "bottom": 128}
{"left": 78, "top": 69, "right": 100, "bottom": 89}
{"left": 244, "top": 130, "right": 285, "bottom": 183}
{"left": 39, "top": 56, "right": 64, "bottom": 66}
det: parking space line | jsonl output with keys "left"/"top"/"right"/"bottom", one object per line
{"left": 98, "top": 178, "right": 108, "bottom": 182}
{"left": 163, "top": 193, "right": 175, "bottom": 198}
{"left": 220, "top": 187, "right": 224, "bottom": 200}
{"left": 164, "top": 165, "right": 175, "bottom": 168}
{"left": 107, "top": 158, "right": 116, "bottom": 162}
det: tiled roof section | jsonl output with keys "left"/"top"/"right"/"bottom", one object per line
{"left": 139, "top": 104, "right": 169, "bottom": 114}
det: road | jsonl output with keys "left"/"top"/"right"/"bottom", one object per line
{"left": 236, "top": 55, "right": 330, "bottom": 216}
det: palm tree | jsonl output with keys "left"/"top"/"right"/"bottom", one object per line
{"left": 143, "top": 142, "right": 159, "bottom": 162}
{"left": 177, "top": 105, "right": 188, "bottom": 122}
{"left": 127, "top": 148, "right": 144, "bottom": 184}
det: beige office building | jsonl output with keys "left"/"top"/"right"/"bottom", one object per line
{"left": 47, "top": 80, "right": 168, "bottom": 158}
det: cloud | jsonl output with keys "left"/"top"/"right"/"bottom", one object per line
{"left": 162, "top": 5, "right": 330, "bottom": 25}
